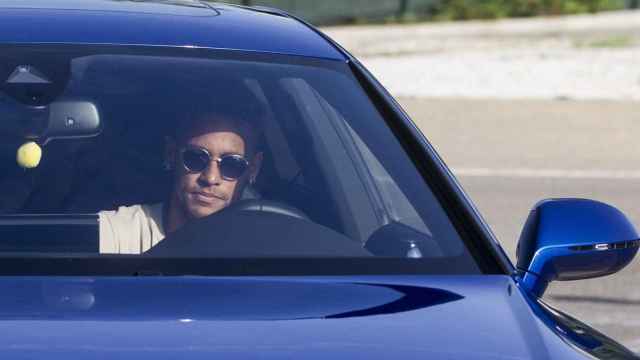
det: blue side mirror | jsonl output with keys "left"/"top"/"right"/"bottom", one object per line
{"left": 516, "top": 199, "right": 639, "bottom": 297}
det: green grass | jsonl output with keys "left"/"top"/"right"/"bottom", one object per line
{"left": 574, "top": 36, "right": 635, "bottom": 48}
{"left": 375, "top": 0, "right": 627, "bottom": 24}
{"left": 426, "top": 0, "right": 627, "bottom": 21}
{"left": 222, "top": 0, "right": 630, "bottom": 25}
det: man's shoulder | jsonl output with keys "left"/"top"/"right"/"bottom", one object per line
{"left": 101, "top": 203, "right": 161, "bottom": 218}
{"left": 99, "top": 203, "right": 164, "bottom": 232}
{"left": 99, "top": 203, "right": 165, "bottom": 254}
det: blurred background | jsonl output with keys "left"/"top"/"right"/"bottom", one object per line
{"left": 225, "top": 0, "right": 638, "bottom": 24}
{"left": 224, "top": 0, "right": 640, "bottom": 351}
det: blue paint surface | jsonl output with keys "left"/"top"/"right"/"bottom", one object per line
{"left": 0, "top": 0, "right": 344, "bottom": 60}
{"left": 536, "top": 199, "right": 638, "bottom": 249}
{"left": 0, "top": 275, "right": 589, "bottom": 359}
{"left": 0, "top": 3, "right": 632, "bottom": 358}
{"left": 519, "top": 199, "right": 639, "bottom": 296}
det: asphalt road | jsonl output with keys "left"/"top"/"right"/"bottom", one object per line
{"left": 398, "top": 97, "right": 640, "bottom": 351}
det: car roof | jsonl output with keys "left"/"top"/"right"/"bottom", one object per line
{"left": 0, "top": 0, "right": 345, "bottom": 60}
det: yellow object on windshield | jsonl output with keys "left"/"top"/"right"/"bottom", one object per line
{"left": 16, "top": 141, "right": 42, "bottom": 169}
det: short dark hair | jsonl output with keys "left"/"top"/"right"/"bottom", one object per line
{"left": 170, "top": 77, "right": 266, "bottom": 154}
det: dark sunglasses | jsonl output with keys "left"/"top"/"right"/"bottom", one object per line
{"left": 180, "top": 147, "right": 249, "bottom": 181}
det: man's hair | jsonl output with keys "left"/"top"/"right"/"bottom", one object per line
{"left": 170, "top": 77, "right": 266, "bottom": 154}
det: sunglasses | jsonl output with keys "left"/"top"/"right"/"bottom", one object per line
{"left": 180, "top": 147, "right": 249, "bottom": 181}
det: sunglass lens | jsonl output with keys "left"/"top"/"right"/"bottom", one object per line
{"left": 219, "top": 155, "right": 249, "bottom": 180}
{"left": 182, "top": 149, "right": 209, "bottom": 172}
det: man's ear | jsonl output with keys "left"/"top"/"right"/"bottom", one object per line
{"left": 164, "top": 136, "right": 177, "bottom": 171}
{"left": 249, "top": 151, "right": 263, "bottom": 184}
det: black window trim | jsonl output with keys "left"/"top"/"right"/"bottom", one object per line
{"left": 346, "top": 58, "right": 512, "bottom": 275}
{"left": 280, "top": 12, "right": 513, "bottom": 274}
{"left": 0, "top": 43, "right": 509, "bottom": 275}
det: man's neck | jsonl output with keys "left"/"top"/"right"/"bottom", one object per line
{"left": 164, "top": 197, "right": 186, "bottom": 234}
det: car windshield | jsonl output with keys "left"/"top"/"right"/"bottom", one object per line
{"left": 0, "top": 44, "right": 485, "bottom": 275}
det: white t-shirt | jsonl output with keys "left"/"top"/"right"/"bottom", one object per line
{"left": 99, "top": 203, "right": 165, "bottom": 254}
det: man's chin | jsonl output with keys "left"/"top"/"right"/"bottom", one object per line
{"left": 186, "top": 202, "right": 225, "bottom": 219}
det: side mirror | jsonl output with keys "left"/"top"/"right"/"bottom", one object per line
{"left": 516, "top": 199, "right": 639, "bottom": 297}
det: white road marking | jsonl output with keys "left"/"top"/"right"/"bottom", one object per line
{"left": 453, "top": 167, "right": 640, "bottom": 179}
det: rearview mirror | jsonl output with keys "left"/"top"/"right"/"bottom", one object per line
{"left": 43, "top": 100, "right": 101, "bottom": 142}
{"left": 10, "top": 100, "right": 102, "bottom": 143}
{"left": 516, "top": 198, "right": 639, "bottom": 297}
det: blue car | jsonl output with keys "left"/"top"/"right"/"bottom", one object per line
{"left": 0, "top": 1, "right": 637, "bottom": 359}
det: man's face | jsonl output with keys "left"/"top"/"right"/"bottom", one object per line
{"left": 169, "top": 117, "right": 260, "bottom": 221}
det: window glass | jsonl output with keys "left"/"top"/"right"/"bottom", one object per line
{"left": 0, "top": 45, "right": 482, "bottom": 274}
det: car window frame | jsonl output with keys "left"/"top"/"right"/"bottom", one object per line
{"left": 346, "top": 58, "right": 510, "bottom": 274}
{"left": 0, "top": 43, "right": 507, "bottom": 275}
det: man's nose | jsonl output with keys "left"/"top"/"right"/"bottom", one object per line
{"left": 197, "top": 162, "right": 222, "bottom": 186}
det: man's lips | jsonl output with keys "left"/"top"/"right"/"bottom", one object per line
{"left": 191, "top": 191, "right": 226, "bottom": 203}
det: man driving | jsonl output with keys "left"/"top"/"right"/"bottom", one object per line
{"left": 99, "top": 86, "right": 264, "bottom": 254}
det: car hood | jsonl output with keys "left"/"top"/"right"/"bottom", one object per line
{"left": 0, "top": 275, "right": 585, "bottom": 359}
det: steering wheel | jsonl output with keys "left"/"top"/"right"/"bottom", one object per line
{"left": 230, "top": 199, "right": 309, "bottom": 221}
{"left": 145, "top": 198, "right": 369, "bottom": 257}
